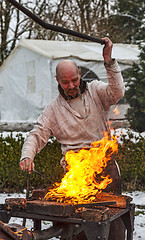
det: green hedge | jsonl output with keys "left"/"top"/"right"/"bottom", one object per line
{"left": 0, "top": 131, "right": 145, "bottom": 193}
{"left": 114, "top": 131, "right": 145, "bottom": 191}
{"left": 0, "top": 133, "right": 63, "bottom": 193}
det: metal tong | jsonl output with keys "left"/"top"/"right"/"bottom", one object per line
{"left": 33, "top": 169, "right": 54, "bottom": 184}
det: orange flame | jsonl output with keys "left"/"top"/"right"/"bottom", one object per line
{"left": 113, "top": 106, "right": 120, "bottom": 115}
{"left": 44, "top": 134, "right": 118, "bottom": 204}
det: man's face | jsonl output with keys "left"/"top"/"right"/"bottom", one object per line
{"left": 57, "top": 69, "right": 81, "bottom": 99}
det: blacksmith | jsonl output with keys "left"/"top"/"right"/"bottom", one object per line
{"left": 20, "top": 37, "right": 125, "bottom": 239}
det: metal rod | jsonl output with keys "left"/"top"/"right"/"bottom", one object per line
{"left": 23, "top": 175, "right": 30, "bottom": 226}
{"left": 26, "top": 178, "right": 30, "bottom": 200}
{"left": 22, "top": 225, "right": 65, "bottom": 240}
{"left": 75, "top": 201, "right": 117, "bottom": 208}
{"left": 33, "top": 170, "right": 54, "bottom": 184}
{"left": 6, "top": 0, "right": 105, "bottom": 45}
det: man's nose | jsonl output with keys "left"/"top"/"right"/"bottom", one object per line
{"left": 68, "top": 81, "right": 74, "bottom": 89}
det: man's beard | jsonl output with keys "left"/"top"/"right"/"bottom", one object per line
{"left": 64, "top": 87, "right": 81, "bottom": 99}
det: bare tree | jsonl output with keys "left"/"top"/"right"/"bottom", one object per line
{"left": 0, "top": 0, "right": 30, "bottom": 65}
{"left": 0, "top": 0, "right": 61, "bottom": 65}
{"left": 47, "top": 0, "right": 111, "bottom": 40}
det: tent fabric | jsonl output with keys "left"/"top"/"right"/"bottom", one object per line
{"left": 18, "top": 39, "right": 139, "bottom": 64}
{"left": 0, "top": 39, "right": 139, "bottom": 121}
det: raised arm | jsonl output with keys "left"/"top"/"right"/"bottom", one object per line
{"left": 93, "top": 37, "right": 125, "bottom": 110}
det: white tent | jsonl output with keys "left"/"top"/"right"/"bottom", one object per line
{"left": 0, "top": 39, "right": 139, "bottom": 122}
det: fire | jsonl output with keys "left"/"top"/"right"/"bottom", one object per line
{"left": 113, "top": 106, "right": 120, "bottom": 115}
{"left": 44, "top": 134, "right": 118, "bottom": 204}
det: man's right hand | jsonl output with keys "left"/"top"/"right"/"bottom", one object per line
{"left": 101, "top": 37, "right": 113, "bottom": 64}
{"left": 19, "top": 158, "right": 35, "bottom": 174}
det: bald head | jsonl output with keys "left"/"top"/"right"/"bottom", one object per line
{"left": 56, "top": 60, "right": 79, "bottom": 79}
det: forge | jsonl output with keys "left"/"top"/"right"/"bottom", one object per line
{"left": 0, "top": 188, "right": 135, "bottom": 240}
{"left": 0, "top": 135, "right": 135, "bottom": 239}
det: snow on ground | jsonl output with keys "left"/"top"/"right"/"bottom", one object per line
{"left": 0, "top": 191, "right": 145, "bottom": 239}
{"left": 0, "top": 131, "right": 29, "bottom": 140}
{"left": 111, "top": 128, "right": 145, "bottom": 144}
{"left": 1, "top": 128, "right": 145, "bottom": 143}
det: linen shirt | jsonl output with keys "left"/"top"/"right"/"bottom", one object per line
{"left": 21, "top": 60, "right": 124, "bottom": 160}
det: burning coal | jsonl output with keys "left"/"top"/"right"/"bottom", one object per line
{"left": 44, "top": 134, "right": 118, "bottom": 204}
